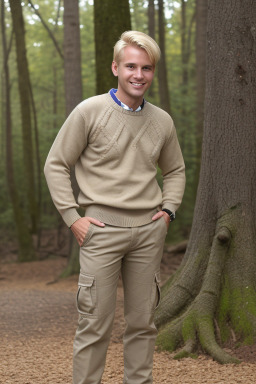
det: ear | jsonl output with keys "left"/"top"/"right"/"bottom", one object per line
{"left": 112, "top": 61, "right": 118, "bottom": 77}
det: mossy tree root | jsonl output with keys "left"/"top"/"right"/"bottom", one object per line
{"left": 155, "top": 243, "right": 210, "bottom": 328}
{"left": 157, "top": 226, "right": 240, "bottom": 364}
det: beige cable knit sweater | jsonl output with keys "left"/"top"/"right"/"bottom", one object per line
{"left": 44, "top": 93, "right": 185, "bottom": 227}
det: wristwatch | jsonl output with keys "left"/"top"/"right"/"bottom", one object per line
{"left": 162, "top": 209, "right": 176, "bottom": 222}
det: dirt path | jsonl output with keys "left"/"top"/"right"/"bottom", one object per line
{"left": 1, "top": 256, "right": 256, "bottom": 384}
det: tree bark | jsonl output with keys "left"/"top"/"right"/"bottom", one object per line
{"left": 9, "top": 0, "right": 39, "bottom": 236}
{"left": 147, "top": 0, "right": 155, "bottom": 98}
{"left": 155, "top": 0, "right": 256, "bottom": 364}
{"left": 148, "top": 0, "right": 155, "bottom": 40}
{"left": 195, "top": 0, "right": 207, "bottom": 178}
{"left": 61, "top": 0, "right": 83, "bottom": 276}
{"left": 2, "top": 0, "right": 35, "bottom": 261}
{"left": 63, "top": 0, "right": 83, "bottom": 115}
{"left": 94, "top": 0, "right": 131, "bottom": 94}
{"left": 181, "top": 0, "right": 196, "bottom": 95}
{"left": 157, "top": 0, "right": 171, "bottom": 114}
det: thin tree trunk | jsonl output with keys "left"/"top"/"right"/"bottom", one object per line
{"left": 94, "top": 0, "right": 131, "bottom": 94}
{"left": 9, "top": 0, "right": 39, "bottom": 235}
{"left": 148, "top": 0, "right": 155, "bottom": 98}
{"left": 181, "top": 0, "right": 188, "bottom": 91}
{"left": 53, "top": 0, "right": 62, "bottom": 132}
{"left": 1, "top": 0, "right": 35, "bottom": 261}
{"left": 157, "top": 0, "right": 171, "bottom": 114}
{"left": 148, "top": 0, "right": 155, "bottom": 39}
{"left": 61, "top": 0, "right": 83, "bottom": 276}
{"left": 28, "top": 71, "right": 42, "bottom": 247}
{"left": 181, "top": 0, "right": 196, "bottom": 95}
{"left": 63, "top": 0, "right": 82, "bottom": 115}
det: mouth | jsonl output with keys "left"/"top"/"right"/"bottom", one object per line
{"left": 130, "top": 82, "right": 145, "bottom": 87}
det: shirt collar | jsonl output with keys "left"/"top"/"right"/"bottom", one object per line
{"left": 109, "top": 89, "right": 145, "bottom": 112}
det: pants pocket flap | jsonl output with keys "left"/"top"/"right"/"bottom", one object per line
{"left": 78, "top": 274, "right": 94, "bottom": 287}
{"left": 155, "top": 271, "right": 161, "bottom": 284}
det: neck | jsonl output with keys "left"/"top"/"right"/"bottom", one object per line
{"left": 115, "top": 90, "right": 143, "bottom": 111}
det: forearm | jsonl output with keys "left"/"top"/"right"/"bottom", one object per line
{"left": 44, "top": 106, "right": 88, "bottom": 227}
{"left": 162, "top": 165, "right": 186, "bottom": 212}
{"left": 44, "top": 159, "right": 81, "bottom": 227}
{"left": 158, "top": 127, "right": 186, "bottom": 212}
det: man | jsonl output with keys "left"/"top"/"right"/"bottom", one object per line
{"left": 44, "top": 31, "right": 185, "bottom": 384}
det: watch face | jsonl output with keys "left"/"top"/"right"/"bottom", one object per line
{"left": 170, "top": 213, "right": 175, "bottom": 222}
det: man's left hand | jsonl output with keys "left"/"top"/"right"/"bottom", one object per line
{"left": 152, "top": 211, "right": 170, "bottom": 230}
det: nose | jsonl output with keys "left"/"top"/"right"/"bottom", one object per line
{"left": 134, "top": 68, "right": 143, "bottom": 79}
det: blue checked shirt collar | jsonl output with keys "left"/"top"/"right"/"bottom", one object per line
{"left": 109, "top": 88, "right": 145, "bottom": 112}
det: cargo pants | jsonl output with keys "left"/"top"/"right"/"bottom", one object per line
{"left": 73, "top": 216, "right": 167, "bottom": 384}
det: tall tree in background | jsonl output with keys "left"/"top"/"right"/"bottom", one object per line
{"left": 61, "top": 0, "right": 83, "bottom": 277}
{"left": 195, "top": 0, "right": 207, "bottom": 174}
{"left": 1, "top": 0, "right": 35, "bottom": 261}
{"left": 9, "top": 0, "right": 39, "bottom": 237}
{"left": 148, "top": 0, "right": 155, "bottom": 39}
{"left": 180, "top": 0, "right": 195, "bottom": 96}
{"left": 155, "top": 0, "right": 256, "bottom": 363}
{"left": 63, "top": 0, "right": 82, "bottom": 115}
{"left": 147, "top": 0, "right": 155, "bottom": 98}
{"left": 157, "top": 0, "right": 171, "bottom": 114}
{"left": 94, "top": 0, "right": 131, "bottom": 94}
{"left": 28, "top": 0, "right": 64, "bottom": 133}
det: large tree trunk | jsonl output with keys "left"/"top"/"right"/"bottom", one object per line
{"left": 155, "top": 0, "right": 256, "bottom": 364}
{"left": 1, "top": 0, "right": 35, "bottom": 261}
{"left": 94, "top": 0, "right": 131, "bottom": 95}
{"left": 157, "top": 0, "right": 171, "bottom": 114}
{"left": 195, "top": 0, "right": 207, "bottom": 178}
{"left": 9, "top": 0, "right": 39, "bottom": 236}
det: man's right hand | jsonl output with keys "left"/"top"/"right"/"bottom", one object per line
{"left": 70, "top": 217, "right": 105, "bottom": 246}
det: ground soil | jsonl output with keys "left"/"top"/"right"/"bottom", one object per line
{"left": 1, "top": 245, "right": 256, "bottom": 384}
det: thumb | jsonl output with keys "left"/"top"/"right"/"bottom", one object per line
{"left": 152, "top": 211, "right": 164, "bottom": 221}
{"left": 87, "top": 217, "right": 105, "bottom": 227}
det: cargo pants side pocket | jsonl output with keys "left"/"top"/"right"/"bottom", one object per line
{"left": 76, "top": 273, "right": 97, "bottom": 317}
{"left": 150, "top": 271, "right": 161, "bottom": 312}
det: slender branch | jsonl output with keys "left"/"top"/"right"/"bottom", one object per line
{"left": 28, "top": 0, "right": 64, "bottom": 60}
{"left": 55, "top": 0, "right": 62, "bottom": 26}
{"left": 28, "top": 76, "right": 42, "bottom": 247}
{"left": 5, "top": 29, "right": 13, "bottom": 66}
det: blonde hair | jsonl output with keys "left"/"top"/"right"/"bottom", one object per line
{"left": 113, "top": 31, "right": 161, "bottom": 67}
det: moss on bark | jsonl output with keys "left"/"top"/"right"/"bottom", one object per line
{"left": 156, "top": 223, "right": 247, "bottom": 364}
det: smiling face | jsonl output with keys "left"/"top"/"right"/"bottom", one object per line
{"left": 112, "top": 45, "right": 155, "bottom": 110}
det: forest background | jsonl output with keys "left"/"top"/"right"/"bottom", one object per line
{"left": 0, "top": 0, "right": 200, "bottom": 263}
{"left": 2, "top": 0, "right": 256, "bottom": 367}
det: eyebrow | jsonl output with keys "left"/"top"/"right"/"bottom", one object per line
{"left": 125, "top": 62, "right": 153, "bottom": 68}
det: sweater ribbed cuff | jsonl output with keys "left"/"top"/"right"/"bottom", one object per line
{"left": 162, "top": 203, "right": 177, "bottom": 214}
{"left": 62, "top": 209, "right": 82, "bottom": 228}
